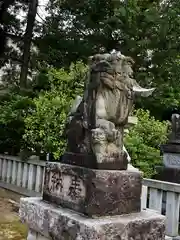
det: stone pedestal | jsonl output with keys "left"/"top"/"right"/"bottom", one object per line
{"left": 43, "top": 163, "right": 141, "bottom": 217}
{"left": 62, "top": 151, "right": 128, "bottom": 170}
{"left": 20, "top": 197, "right": 165, "bottom": 240}
{"left": 155, "top": 165, "right": 180, "bottom": 183}
{"left": 156, "top": 144, "right": 180, "bottom": 183}
{"left": 20, "top": 162, "right": 166, "bottom": 239}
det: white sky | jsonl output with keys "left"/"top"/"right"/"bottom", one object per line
{"left": 16, "top": 0, "right": 49, "bottom": 26}
{"left": 36, "top": 0, "right": 49, "bottom": 23}
{"left": 0, "top": 0, "right": 49, "bottom": 78}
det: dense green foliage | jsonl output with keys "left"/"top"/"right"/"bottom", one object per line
{"left": 2, "top": 0, "right": 180, "bottom": 118}
{"left": 22, "top": 63, "right": 169, "bottom": 178}
{"left": 38, "top": 0, "right": 180, "bottom": 118}
{"left": 0, "top": 61, "right": 170, "bottom": 177}
{"left": 125, "top": 109, "right": 169, "bottom": 178}
{"left": 23, "top": 62, "right": 87, "bottom": 158}
{"left": 0, "top": 92, "right": 34, "bottom": 155}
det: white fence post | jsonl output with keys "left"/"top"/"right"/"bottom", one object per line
{"left": 0, "top": 154, "right": 46, "bottom": 197}
{"left": 12, "top": 160, "right": 17, "bottom": 185}
{"left": 166, "top": 192, "right": 180, "bottom": 237}
{"left": 149, "top": 188, "right": 163, "bottom": 213}
{"left": 35, "top": 166, "right": 44, "bottom": 192}
{"left": 141, "top": 185, "right": 148, "bottom": 210}
{"left": 22, "top": 163, "right": 28, "bottom": 188}
{"left": 143, "top": 178, "right": 180, "bottom": 238}
{"left": 6, "top": 160, "right": 12, "bottom": 183}
{"left": 28, "top": 164, "right": 36, "bottom": 191}
{"left": 17, "top": 162, "right": 22, "bottom": 187}
{"left": 1, "top": 158, "right": 7, "bottom": 182}
{"left": 0, "top": 158, "right": 3, "bottom": 180}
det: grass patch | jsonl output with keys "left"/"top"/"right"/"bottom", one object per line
{"left": 0, "top": 220, "right": 27, "bottom": 240}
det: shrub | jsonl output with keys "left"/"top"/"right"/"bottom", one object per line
{"left": 125, "top": 109, "right": 169, "bottom": 178}
{"left": 23, "top": 61, "right": 87, "bottom": 159}
{"left": 0, "top": 93, "right": 34, "bottom": 155}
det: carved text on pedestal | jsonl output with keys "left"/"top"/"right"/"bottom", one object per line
{"left": 47, "top": 170, "right": 86, "bottom": 203}
{"left": 163, "top": 153, "right": 180, "bottom": 169}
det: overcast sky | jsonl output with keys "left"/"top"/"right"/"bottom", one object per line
{"left": 0, "top": 0, "right": 49, "bottom": 78}
{"left": 36, "top": 0, "right": 49, "bottom": 23}
{"left": 17, "top": 0, "right": 49, "bottom": 24}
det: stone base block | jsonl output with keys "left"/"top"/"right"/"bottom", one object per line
{"left": 161, "top": 144, "right": 180, "bottom": 154}
{"left": 61, "top": 152, "right": 97, "bottom": 169}
{"left": 43, "top": 162, "right": 142, "bottom": 216}
{"left": 155, "top": 166, "right": 180, "bottom": 184}
{"left": 62, "top": 151, "right": 128, "bottom": 171}
{"left": 20, "top": 197, "right": 166, "bottom": 240}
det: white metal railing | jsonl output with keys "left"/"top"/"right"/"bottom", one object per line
{"left": 0, "top": 154, "right": 45, "bottom": 196}
{"left": 142, "top": 178, "right": 180, "bottom": 238}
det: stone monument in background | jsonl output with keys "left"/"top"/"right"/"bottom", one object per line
{"left": 156, "top": 113, "right": 180, "bottom": 183}
{"left": 19, "top": 51, "right": 165, "bottom": 240}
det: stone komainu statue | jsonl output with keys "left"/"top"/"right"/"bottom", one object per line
{"left": 62, "top": 51, "right": 154, "bottom": 170}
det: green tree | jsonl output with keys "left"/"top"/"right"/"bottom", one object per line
{"left": 23, "top": 62, "right": 87, "bottom": 158}
{"left": 0, "top": 92, "right": 34, "bottom": 155}
{"left": 19, "top": 0, "right": 38, "bottom": 88}
{"left": 38, "top": 0, "right": 180, "bottom": 118}
{"left": 0, "top": 0, "right": 43, "bottom": 89}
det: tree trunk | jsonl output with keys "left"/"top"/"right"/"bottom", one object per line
{"left": 0, "top": 0, "right": 16, "bottom": 58}
{"left": 20, "top": 0, "right": 38, "bottom": 89}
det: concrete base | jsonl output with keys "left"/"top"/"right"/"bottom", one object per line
{"left": 20, "top": 197, "right": 166, "bottom": 240}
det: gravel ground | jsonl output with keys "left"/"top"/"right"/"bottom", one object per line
{"left": 0, "top": 188, "right": 28, "bottom": 240}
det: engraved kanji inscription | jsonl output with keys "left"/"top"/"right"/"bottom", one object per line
{"left": 49, "top": 171, "right": 63, "bottom": 193}
{"left": 164, "top": 153, "right": 180, "bottom": 169}
{"left": 68, "top": 176, "right": 82, "bottom": 200}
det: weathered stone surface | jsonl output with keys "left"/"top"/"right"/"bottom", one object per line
{"left": 62, "top": 151, "right": 128, "bottom": 170}
{"left": 161, "top": 144, "right": 180, "bottom": 154}
{"left": 163, "top": 153, "right": 180, "bottom": 169}
{"left": 168, "top": 114, "right": 180, "bottom": 144}
{"left": 27, "top": 229, "right": 37, "bottom": 240}
{"left": 155, "top": 166, "right": 180, "bottom": 184}
{"left": 43, "top": 162, "right": 142, "bottom": 216}
{"left": 27, "top": 229, "right": 49, "bottom": 240}
{"left": 20, "top": 197, "right": 166, "bottom": 240}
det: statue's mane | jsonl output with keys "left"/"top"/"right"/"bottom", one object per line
{"left": 87, "top": 52, "right": 135, "bottom": 92}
